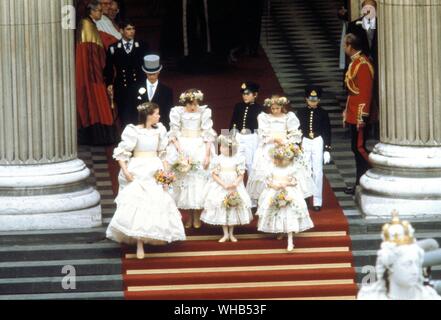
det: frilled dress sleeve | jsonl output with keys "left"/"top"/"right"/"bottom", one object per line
{"left": 157, "top": 123, "right": 169, "bottom": 160}
{"left": 201, "top": 106, "right": 217, "bottom": 143}
{"left": 257, "top": 112, "right": 272, "bottom": 145}
{"left": 168, "top": 107, "right": 183, "bottom": 140}
{"left": 236, "top": 155, "right": 247, "bottom": 176}
{"left": 113, "top": 125, "right": 138, "bottom": 161}
{"left": 286, "top": 112, "right": 303, "bottom": 144}
{"left": 209, "top": 155, "right": 221, "bottom": 175}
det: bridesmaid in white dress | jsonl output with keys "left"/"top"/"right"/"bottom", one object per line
{"left": 106, "top": 103, "right": 186, "bottom": 259}
{"left": 201, "top": 135, "right": 253, "bottom": 242}
{"left": 166, "top": 89, "right": 217, "bottom": 229}
{"left": 257, "top": 155, "right": 315, "bottom": 252}
{"left": 247, "top": 95, "right": 315, "bottom": 206}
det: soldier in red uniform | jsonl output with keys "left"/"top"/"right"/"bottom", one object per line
{"left": 343, "top": 33, "right": 374, "bottom": 195}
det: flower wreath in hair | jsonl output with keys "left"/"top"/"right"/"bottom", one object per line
{"left": 179, "top": 90, "right": 204, "bottom": 104}
{"left": 263, "top": 96, "right": 290, "bottom": 108}
{"left": 137, "top": 103, "right": 150, "bottom": 112}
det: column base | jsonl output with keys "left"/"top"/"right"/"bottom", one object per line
{"left": 0, "top": 159, "right": 102, "bottom": 231}
{"left": 358, "top": 143, "right": 441, "bottom": 219}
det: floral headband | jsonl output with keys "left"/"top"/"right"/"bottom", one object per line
{"left": 264, "top": 96, "right": 290, "bottom": 108}
{"left": 137, "top": 103, "right": 150, "bottom": 112}
{"left": 179, "top": 90, "right": 204, "bottom": 104}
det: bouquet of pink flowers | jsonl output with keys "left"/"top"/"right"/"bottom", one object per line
{"left": 154, "top": 170, "right": 176, "bottom": 186}
{"left": 269, "top": 143, "right": 302, "bottom": 162}
{"left": 223, "top": 191, "right": 242, "bottom": 209}
{"left": 269, "top": 190, "right": 293, "bottom": 209}
{"left": 171, "top": 154, "right": 199, "bottom": 174}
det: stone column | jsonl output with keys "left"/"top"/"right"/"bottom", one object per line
{"left": 0, "top": 0, "right": 102, "bottom": 230}
{"left": 358, "top": 0, "right": 441, "bottom": 218}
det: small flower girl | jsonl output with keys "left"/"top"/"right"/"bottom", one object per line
{"left": 201, "top": 134, "right": 253, "bottom": 242}
{"left": 256, "top": 144, "right": 314, "bottom": 252}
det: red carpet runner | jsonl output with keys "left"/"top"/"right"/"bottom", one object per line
{"left": 107, "top": 51, "right": 357, "bottom": 300}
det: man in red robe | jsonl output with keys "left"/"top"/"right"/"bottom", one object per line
{"left": 96, "top": 0, "right": 122, "bottom": 49}
{"left": 76, "top": 0, "right": 117, "bottom": 145}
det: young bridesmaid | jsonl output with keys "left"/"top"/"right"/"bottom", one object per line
{"left": 106, "top": 103, "right": 186, "bottom": 259}
{"left": 201, "top": 135, "right": 253, "bottom": 242}
{"left": 256, "top": 144, "right": 315, "bottom": 252}
{"left": 166, "top": 89, "right": 217, "bottom": 229}
{"left": 247, "top": 95, "right": 315, "bottom": 206}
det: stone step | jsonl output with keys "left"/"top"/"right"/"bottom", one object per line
{"left": 0, "top": 291, "right": 124, "bottom": 300}
{"left": 0, "top": 258, "right": 122, "bottom": 278}
{"left": 349, "top": 218, "right": 441, "bottom": 234}
{"left": 0, "top": 227, "right": 108, "bottom": 246}
{"left": 0, "top": 242, "right": 120, "bottom": 263}
{"left": 354, "top": 266, "right": 441, "bottom": 285}
{"left": 0, "top": 275, "right": 123, "bottom": 295}
{"left": 350, "top": 232, "right": 441, "bottom": 251}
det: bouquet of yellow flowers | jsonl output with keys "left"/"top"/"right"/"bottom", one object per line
{"left": 171, "top": 154, "right": 199, "bottom": 174}
{"left": 269, "top": 190, "right": 293, "bottom": 209}
{"left": 269, "top": 143, "right": 302, "bottom": 163}
{"left": 223, "top": 191, "right": 242, "bottom": 209}
{"left": 154, "top": 170, "right": 176, "bottom": 186}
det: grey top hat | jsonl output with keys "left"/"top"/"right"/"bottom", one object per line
{"left": 142, "top": 54, "right": 163, "bottom": 74}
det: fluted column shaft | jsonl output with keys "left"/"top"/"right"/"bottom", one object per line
{"left": 358, "top": 0, "right": 441, "bottom": 218}
{"left": 0, "top": 0, "right": 101, "bottom": 231}
{"left": 379, "top": 0, "right": 441, "bottom": 145}
{"left": 0, "top": 0, "right": 76, "bottom": 164}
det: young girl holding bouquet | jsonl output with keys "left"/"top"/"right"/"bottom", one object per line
{"left": 106, "top": 103, "right": 186, "bottom": 259}
{"left": 166, "top": 89, "right": 217, "bottom": 229}
{"left": 247, "top": 96, "right": 315, "bottom": 206}
{"left": 201, "top": 135, "right": 253, "bottom": 242}
{"left": 256, "top": 146, "right": 314, "bottom": 252}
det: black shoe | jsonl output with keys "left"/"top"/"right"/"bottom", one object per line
{"left": 313, "top": 206, "right": 321, "bottom": 212}
{"left": 344, "top": 186, "right": 356, "bottom": 195}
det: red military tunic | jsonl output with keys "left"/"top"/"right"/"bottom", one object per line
{"left": 344, "top": 51, "right": 374, "bottom": 126}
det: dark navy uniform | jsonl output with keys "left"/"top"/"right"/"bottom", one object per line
{"left": 229, "top": 101, "right": 263, "bottom": 134}
{"left": 296, "top": 86, "right": 332, "bottom": 210}
{"left": 104, "top": 39, "right": 149, "bottom": 127}
{"left": 297, "top": 106, "right": 332, "bottom": 152}
{"left": 229, "top": 82, "right": 263, "bottom": 174}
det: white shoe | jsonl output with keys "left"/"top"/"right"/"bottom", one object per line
{"left": 287, "top": 243, "right": 294, "bottom": 252}
{"left": 230, "top": 235, "right": 238, "bottom": 242}
{"left": 219, "top": 236, "right": 229, "bottom": 243}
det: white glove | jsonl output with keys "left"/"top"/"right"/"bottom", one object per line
{"left": 323, "top": 151, "right": 331, "bottom": 165}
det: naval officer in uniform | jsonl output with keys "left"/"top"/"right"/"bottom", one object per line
{"left": 104, "top": 20, "right": 149, "bottom": 128}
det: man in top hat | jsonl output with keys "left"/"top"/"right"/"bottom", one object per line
{"left": 229, "top": 81, "right": 264, "bottom": 175}
{"left": 343, "top": 33, "right": 374, "bottom": 195}
{"left": 297, "top": 85, "right": 332, "bottom": 211}
{"left": 104, "top": 20, "right": 149, "bottom": 129}
{"left": 136, "top": 54, "right": 174, "bottom": 130}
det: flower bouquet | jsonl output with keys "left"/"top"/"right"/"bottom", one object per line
{"left": 223, "top": 191, "right": 242, "bottom": 209}
{"left": 171, "top": 154, "right": 199, "bottom": 175}
{"left": 154, "top": 170, "right": 176, "bottom": 186}
{"left": 269, "top": 190, "right": 293, "bottom": 210}
{"left": 269, "top": 143, "right": 302, "bottom": 165}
